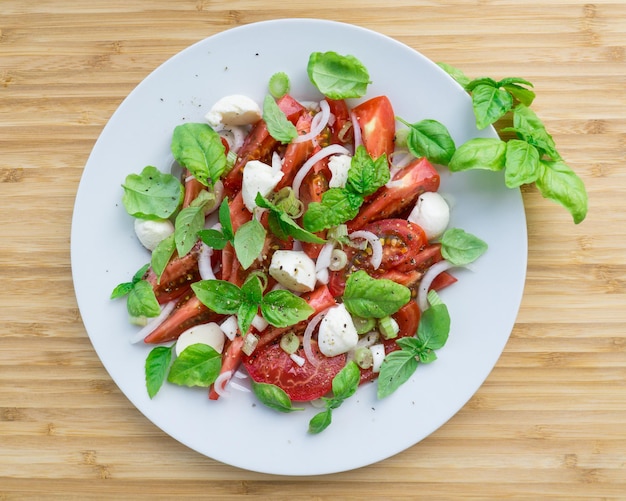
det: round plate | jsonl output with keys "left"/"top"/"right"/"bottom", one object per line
{"left": 71, "top": 19, "right": 527, "bottom": 475}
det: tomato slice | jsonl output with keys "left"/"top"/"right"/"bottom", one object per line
{"left": 326, "top": 98, "right": 352, "bottom": 146}
{"left": 348, "top": 157, "right": 440, "bottom": 231}
{"left": 351, "top": 95, "right": 395, "bottom": 161}
{"left": 242, "top": 339, "right": 346, "bottom": 402}
{"left": 298, "top": 169, "right": 329, "bottom": 259}
{"left": 328, "top": 219, "right": 428, "bottom": 296}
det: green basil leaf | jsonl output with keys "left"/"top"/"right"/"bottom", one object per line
{"left": 536, "top": 159, "right": 588, "bottom": 224}
{"left": 263, "top": 95, "right": 298, "bottom": 144}
{"left": 122, "top": 166, "right": 183, "bottom": 220}
{"left": 237, "top": 301, "right": 258, "bottom": 336}
{"left": 256, "top": 193, "right": 326, "bottom": 244}
{"left": 342, "top": 270, "right": 411, "bottom": 319}
{"left": 145, "top": 345, "right": 173, "bottom": 398}
{"left": 440, "top": 228, "right": 488, "bottom": 266}
{"left": 498, "top": 76, "right": 534, "bottom": 89}
{"left": 191, "top": 279, "right": 243, "bottom": 315}
{"left": 377, "top": 349, "right": 419, "bottom": 399}
{"left": 436, "top": 62, "right": 472, "bottom": 88}
{"left": 331, "top": 361, "right": 360, "bottom": 401}
{"left": 448, "top": 137, "right": 507, "bottom": 172}
{"left": 261, "top": 290, "right": 314, "bottom": 327}
{"left": 110, "top": 281, "right": 134, "bottom": 299}
{"left": 307, "top": 51, "right": 371, "bottom": 100}
{"left": 504, "top": 139, "right": 541, "bottom": 188}
{"left": 303, "top": 188, "right": 362, "bottom": 233}
{"left": 418, "top": 350, "right": 438, "bottom": 364}
{"left": 233, "top": 219, "right": 266, "bottom": 270}
{"left": 346, "top": 145, "right": 390, "bottom": 196}
{"left": 241, "top": 275, "right": 264, "bottom": 304}
{"left": 471, "top": 83, "right": 514, "bottom": 129}
{"left": 217, "top": 197, "right": 234, "bottom": 241}
{"left": 417, "top": 303, "right": 450, "bottom": 351}
{"left": 174, "top": 204, "right": 205, "bottom": 257}
{"left": 512, "top": 104, "right": 560, "bottom": 160}
{"left": 127, "top": 280, "right": 161, "bottom": 318}
{"left": 502, "top": 83, "right": 536, "bottom": 107}
{"left": 167, "top": 343, "right": 221, "bottom": 387}
{"left": 150, "top": 234, "right": 176, "bottom": 281}
{"left": 132, "top": 263, "right": 151, "bottom": 283}
{"left": 308, "top": 408, "right": 333, "bottom": 434}
{"left": 395, "top": 336, "right": 421, "bottom": 353}
{"left": 171, "top": 123, "right": 227, "bottom": 186}
{"left": 197, "top": 228, "right": 229, "bottom": 250}
{"left": 465, "top": 77, "right": 498, "bottom": 92}
{"left": 404, "top": 119, "right": 456, "bottom": 166}
{"left": 252, "top": 382, "right": 304, "bottom": 413}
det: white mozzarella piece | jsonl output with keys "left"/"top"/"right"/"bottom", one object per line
{"left": 175, "top": 322, "right": 226, "bottom": 357}
{"left": 268, "top": 250, "right": 317, "bottom": 292}
{"left": 241, "top": 160, "right": 284, "bottom": 212}
{"left": 205, "top": 95, "right": 262, "bottom": 129}
{"left": 407, "top": 191, "right": 450, "bottom": 240}
{"left": 134, "top": 218, "right": 174, "bottom": 251}
{"left": 317, "top": 304, "right": 358, "bottom": 357}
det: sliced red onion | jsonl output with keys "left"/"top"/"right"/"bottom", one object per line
{"left": 213, "top": 370, "right": 233, "bottom": 398}
{"left": 293, "top": 99, "right": 331, "bottom": 144}
{"left": 271, "top": 151, "right": 283, "bottom": 174}
{"left": 351, "top": 112, "right": 362, "bottom": 150}
{"left": 229, "top": 381, "right": 251, "bottom": 393}
{"left": 292, "top": 144, "right": 350, "bottom": 199}
{"left": 198, "top": 243, "right": 215, "bottom": 280}
{"left": 220, "top": 125, "right": 247, "bottom": 153}
{"left": 315, "top": 242, "right": 335, "bottom": 272}
{"left": 302, "top": 307, "right": 332, "bottom": 367}
{"left": 417, "top": 259, "right": 455, "bottom": 311}
{"left": 130, "top": 300, "right": 177, "bottom": 344}
{"left": 349, "top": 230, "right": 383, "bottom": 270}
{"left": 290, "top": 353, "right": 306, "bottom": 367}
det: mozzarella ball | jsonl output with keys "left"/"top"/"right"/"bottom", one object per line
{"left": 269, "top": 250, "right": 317, "bottom": 292}
{"left": 407, "top": 191, "right": 450, "bottom": 240}
{"left": 175, "top": 322, "right": 226, "bottom": 357}
{"left": 205, "top": 95, "right": 262, "bottom": 129}
{"left": 317, "top": 304, "right": 359, "bottom": 357}
{"left": 134, "top": 218, "right": 174, "bottom": 251}
{"left": 241, "top": 160, "right": 284, "bottom": 212}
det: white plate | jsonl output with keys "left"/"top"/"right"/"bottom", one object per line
{"left": 71, "top": 19, "right": 527, "bottom": 475}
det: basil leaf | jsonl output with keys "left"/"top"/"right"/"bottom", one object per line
{"left": 448, "top": 137, "right": 507, "bottom": 172}
{"left": 110, "top": 281, "right": 134, "bottom": 300}
{"left": 122, "top": 166, "right": 183, "bottom": 220}
{"left": 145, "top": 345, "right": 173, "bottom": 398}
{"left": 437, "top": 62, "right": 471, "bottom": 88}
{"left": 331, "top": 361, "right": 360, "bottom": 401}
{"left": 502, "top": 83, "right": 536, "bottom": 107}
{"left": 307, "top": 51, "right": 371, "bottom": 100}
{"left": 418, "top": 350, "right": 438, "bottom": 364}
{"left": 197, "top": 228, "right": 229, "bottom": 250}
{"left": 218, "top": 198, "right": 234, "bottom": 241}
{"left": 237, "top": 302, "right": 258, "bottom": 337}
{"left": 132, "top": 263, "right": 151, "bottom": 282}
{"left": 504, "top": 139, "right": 541, "bottom": 188}
{"left": 150, "top": 234, "right": 176, "bottom": 281}
{"left": 263, "top": 95, "right": 298, "bottom": 144}
{"left": 261, "top": 290, "right": 314, "bottom": 327}
{"left": 256, "top": 193, "right": 326, "bottom": 244}
{"left": 303, "top": 188, "right": 362, "bottom": 233}
{"left": 471, "top": 83, "right": 514, "bottom": 129}
{"left": 127, "top": 280, "right": 161, "bottom": 318}
{"left": 417, "top": 304, "right": 450, "bottom": 351}
{"left": 252, "top": 382, "right": 304, "bottom": 413}
{"left": 233, "top": 219, "right": 266, "bottom": 270}
{"left": 191, "top": 280, "right": 243, "bottom": 315}
{"left": 171, "top": 123, "right": 227, "bottom": 186}
{"left": 167, "top": 343, "right": 221, "bottom": 387}
{"left": 377, "top": 349, "right": 419, "bottom": 399}
{"left": 346, "top": 145, "right": 389, "bottom": 196}
{"left": 536, "top": 159, "right": 588, "bottom": 224}
{"left": 440, "top": 228, "right": 488, "bottom": 266}
{"left": 403, "top": 119, "right": 456, "bottom": 166}
{"left": 512, "top": 104, "right": 560, "bottom": 160}
{"left": 308, "top": 408, "right": 333, "bottom": 434}
{"left": 174, "top": 204, "right": 205, "bottom": 257}
{"left": 342, "top": 270, "right": 411, "bottom": 319}
{"left": 241, "top": 275, "right": 264, "bottom": 304}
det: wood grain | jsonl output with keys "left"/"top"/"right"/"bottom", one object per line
{"left": 1, "top": 0, "right": 625, "bottom": 499}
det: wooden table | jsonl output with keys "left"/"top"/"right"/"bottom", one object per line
{"left": 2, "top": 1, "right": 624, "bottom": 498}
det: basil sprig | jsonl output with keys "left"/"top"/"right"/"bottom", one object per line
{"left": 110, "top": 263, "right": 160, "bottom": 319}
{"left": 191, "top": 275, "right": 314, "bottom": 337}
{"left": 342, "top": 271, "right": 411, "bottom": 319}
{"left": 252, "top": 382, "right": 304, "bottom": 413}
{"left": 307, "top": 51, "right": 371, "bottom": 100}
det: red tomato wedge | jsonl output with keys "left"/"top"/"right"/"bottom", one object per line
{"left": 348, "top": 157, "right": 440, "bottom": 231}
{"left": 351, "top": 95, "right": 395, "bottom": 161}
{"left": 242, "top": 339, "right": 346, "bottom": 402}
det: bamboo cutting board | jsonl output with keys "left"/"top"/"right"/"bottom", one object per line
{"left": 1, "top": 0, "right": 625, "bottom": 499}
